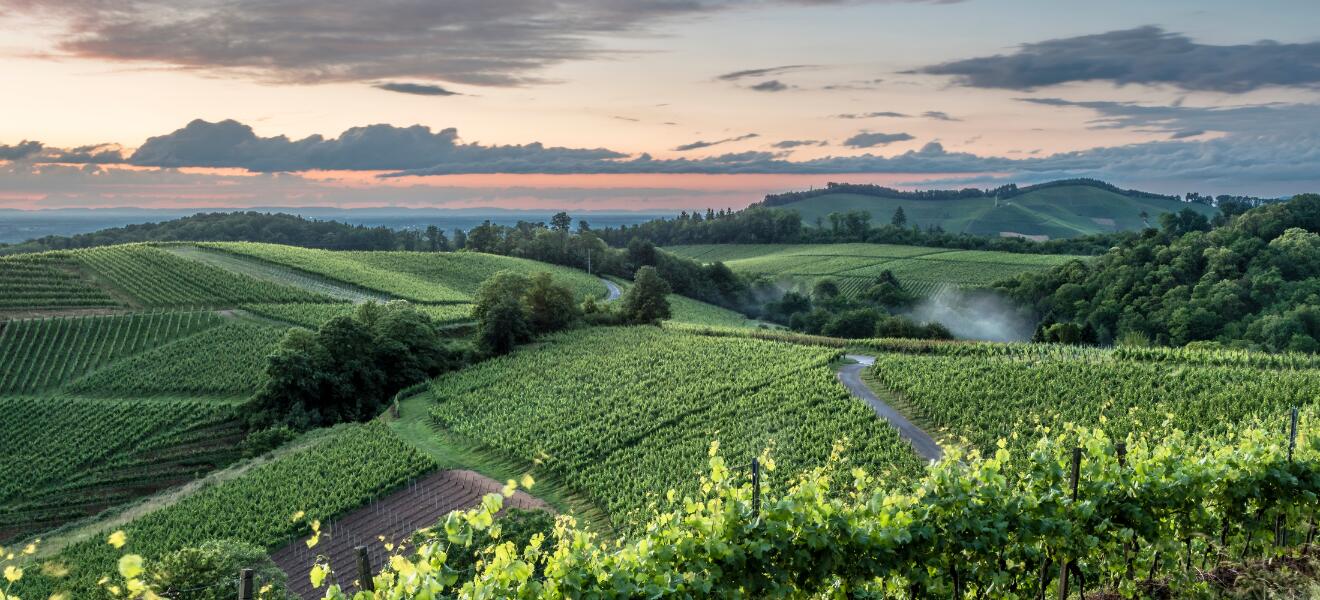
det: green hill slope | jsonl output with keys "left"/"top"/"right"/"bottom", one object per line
{"left": 776, "top": 183, "right": 1217, "bottom": 240}
{"left": 666, "top": 243, "right": 1078, "bottom": 297}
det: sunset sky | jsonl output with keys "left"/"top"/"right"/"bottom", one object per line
{"left": 2, "top": 0, "right": 1318, "bottom": 211}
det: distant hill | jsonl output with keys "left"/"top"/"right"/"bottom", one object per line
{"left": 761, "top": 179, "right": 1219, "bottom": 240}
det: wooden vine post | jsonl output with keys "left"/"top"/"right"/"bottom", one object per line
{"left": 238, "top": 568, "right": 254, "bottom": 600}
{"left": 356, "top": 545, "right": 376, "bottom": 592}
{"left": 1058, "top": 447, "right": 1082, "bottom": 600}
{"left": 751, "top": 457, "right": 761, "bottom": 520}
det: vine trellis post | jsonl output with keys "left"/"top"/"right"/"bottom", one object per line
{"left": 1058, "top": 447, "right": 1082, "bottom": 600}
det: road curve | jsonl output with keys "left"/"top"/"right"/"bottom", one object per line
{"left": 601, "top": 277, "right": 622, "bottom": 302}
{"left": 837, "top": 354, "right": 944, "bottom": 462}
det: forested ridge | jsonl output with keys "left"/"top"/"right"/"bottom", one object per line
{"left": 1000, "top": 193, "right": 1320, "bottom": 351}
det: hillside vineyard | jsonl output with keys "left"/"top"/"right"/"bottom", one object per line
{"left": 1, "top": 216, "right": 1319, "bottom": 599}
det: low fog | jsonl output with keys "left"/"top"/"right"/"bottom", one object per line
{"left": 904, "top": 288, "right": 1035, "bottom": 342}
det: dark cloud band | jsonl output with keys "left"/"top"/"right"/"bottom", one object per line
{"left": 915, "top": 26, "right": 1320, "bottom": 93}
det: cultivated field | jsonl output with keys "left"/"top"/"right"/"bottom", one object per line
{"left": 666, "top": 243, "right": 1078, "bottom": 297}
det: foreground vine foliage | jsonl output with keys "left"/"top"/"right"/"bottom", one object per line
{"left": 313, "top": 420, "right": 1320, "bottom": 599}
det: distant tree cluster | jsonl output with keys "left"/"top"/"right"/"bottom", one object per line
{"left": 761, "top": 271, "right": 951, "bottom": 340}
{"left": 757, "top": 178, "right": 1179, "bottom": 208}
{"left": 473, "top": 266, "right": 671, "bottom": 355}
{"left": 592, "top": 205, "right": 1127, "bottom": 256}
{"left": 463, "top": 213, "right": 753, "bottom": 313}
{"left": 0, "top": 211, "right": 432, "bottom": 254}
{"left": 1001, "top": 194, "right": 1320, "bottom": 352}
{"left": 252, "top": 301, "right": 467, "bottom": 429}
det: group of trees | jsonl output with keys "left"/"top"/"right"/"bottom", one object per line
{"left": 473, "top": 267, "right": 673, "bottom": 355}
{"left": 0, "top": 212, "right": 422, "bottom": 255}
{"left": 762, "top": 272, "right": 951, "bottom": 340}
{"left": 251, "top": 302, "right": 467, "bottom": 429}
{"left": 1001, "top": 194, "right": 1320, "bottom": 352}
{"left": 460, "top": 215, "right": 753, "bottom": 313}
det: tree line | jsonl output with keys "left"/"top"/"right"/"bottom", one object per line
{"left": 590, "top": 205, "right": 1127, "bottom": 255}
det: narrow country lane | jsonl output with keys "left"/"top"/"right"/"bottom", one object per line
{"left": 601, "top": 277, "right": 622, "bottom": 301}
{"left": 837, "top": 354, "right": 944, "bottom": 462}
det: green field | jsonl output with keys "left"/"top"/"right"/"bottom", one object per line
{"left": 0, "top": 253, "right": 121, "bottom": 311}
{"left": 67, "top": 321, "right": 288, "bottom": 395}
{"left": 0, "top": 395, "right": 244, "bottom": 543}
{"left": 775, "top": 183, "right": 1218, "bottom": 239}
{"left": 862, "top": 342, "right": 1320, "bottom": 459}
{"left": 0, "top": 311, "right": 223, "bottom": 393}
{"left": 201, "top": 242, "right": 608, "bottom": 304}
{"left": 426, "top": 327, "right": 924, "bottom": 530}
{"left": 666, "top": 243, "right": 1078, "bottom": 296}
{"left": 13, "top": 422, "right": 433, "bottom": 598}
{"left": 4, "top": 236, "right": 1320, "bottom": 598}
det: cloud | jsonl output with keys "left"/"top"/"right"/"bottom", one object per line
{"left": 922, "top": 111, "right": 959, "bottom": 121}
{"left": 1016, "top": 97, "right": 1320, "bottom": 137}
{"left": 4, "top": 2, "right": 948, "bottom": 87}
{"left": 716, "top": 65, "right": 816, "bottom": 81}
{"left": 1170, "top": 129, "right": 1205, "bottom": 139}
{"left": 749, "top": 80, "right": 790, "bottom": 92}
{"left": 0, "top": 141, "right": 43, "bottom": 161}
{"left": 843, "top": 131, "right": 915, "bottom": 148}
{"left": 36, "top": 144, "right": 127, "bottom": 164}
{"left": 772, "top": 140, "right": 828, "bottom": 149}
{"left": 914, "top": 26, "right": 1320, "bottom": 93}
{"left": 611, "top": 116, "right": 641, "bottom": 122}
{"left": 129, "top": 119, "right": 626, "bottom": 172}
{"left": 672, "top": 133, "right": 759, "bottom": 152}
{"left": 822, "top": 78, "right": 886, "bottom": 91}
{"left": 835, "top": 111, "right": 908, "bottom": 119}
{"left": 374, "top": 82, "right": 460, "bottom": 96}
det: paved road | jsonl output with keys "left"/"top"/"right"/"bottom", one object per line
{"left": 837, "top": 354, "right": 944, "bottom": 462}
{"left": 601, "top": 277, "right": 622, "bottom": 302}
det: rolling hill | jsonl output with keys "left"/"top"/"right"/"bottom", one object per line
{"left": 665, "top": 243, "right": 1078, "bottom": 297}
{"left": 765, "top": 179, "right": 1218, "bottom": 240}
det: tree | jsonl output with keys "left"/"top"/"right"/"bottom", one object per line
{"left": 822, "top": 308, "right": 880, "bottom": 338}
{"left": 452, "top": 228, "right": 467, "bottom": 250}
{"left": 577, "top": 219, "right": 591, "bottom": 233}
{"left": 252, "top": 302, "right": 461, "bottom": 429}
{"left": 473, "top": 271, "right": 533, "bottom": 354}
{"left": 620, "top": 266, "right": 672, "bottom": 324}
{"left": 811, "top": 279, "right": 840, "bottom": 303}
{"left": 478, "top": 296, "right": 532, "bottom": 355}
{"left": 551, "top": 212, "right": 572, "bottom": 232}
{"left": 525, "top": 272, "right": 581, "bottom": 334}
{"left": 891, "top": 206, "right": 907, "bottom": 228}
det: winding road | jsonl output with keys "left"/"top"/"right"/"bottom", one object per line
{"left": 837, "top": 354, "right": 944, "bottom": 462}
{"left": 601, "top": 277, "right": 622, "bottom": 302}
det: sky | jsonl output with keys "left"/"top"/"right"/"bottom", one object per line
{"left": 1, "top": 0, "right": 1318, "bottom": 211}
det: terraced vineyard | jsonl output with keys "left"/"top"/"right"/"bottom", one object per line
{"left": 0, "top": 311, "right": 223, "bottom": 393}
{"left": 666, "top": 243, "right": 1078, "bottom": 297}
{"left": 0, "top": 252, "right": 120, "bottom": 312}
{"left": 0, "top": 395, "right": 243, "bottom": 542}
{"left": 203, "top": 242, "right": 607, "bottom": 303}
{"left": 164, "top": 245, "right": 393, "bottom": 302}
{"left": 13, "top": 422, "right": 435, "bottom": 598}
{"left": 427, "top": 327, "right": 924, "bottom": 529}
{"left": 866, "top": 343, "right": 1320, "bottom": 457}
{"left": 74, "top": 244, "right": 328, "bottom": 307}
{"left": 68, "top": 321, "right": 289, "bottom": 395}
